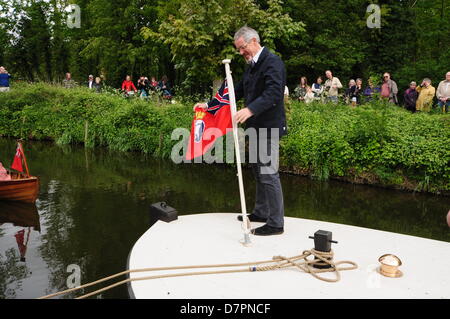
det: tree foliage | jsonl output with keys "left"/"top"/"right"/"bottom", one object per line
{"left": 0, "top": 0, "right": 448, "bottom": 94}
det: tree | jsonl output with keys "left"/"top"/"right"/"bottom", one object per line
{"left": 142, "top": 0, "right": 305, "bottom": 94}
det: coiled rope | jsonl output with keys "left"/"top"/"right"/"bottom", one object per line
{"left": 37, "top": 249, "right": 357, "bottom": 299}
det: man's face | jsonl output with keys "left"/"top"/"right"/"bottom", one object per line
{"left": 446, "top": 72, "right": 450, "bottom": 81}
{"left": 325, "top": 71, "right": 332, "bottom": 79}
{"left": 383, "top": 74, "right": 390, "bottom": 81}
{"left": 234, "top": 36, "right": 259, "bottom": 63}
{"left": 410, "top": 83, "right": 416, "bottom": 90}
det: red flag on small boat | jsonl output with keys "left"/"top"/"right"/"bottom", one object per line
{"left": 11, "top": 144, "right": 24, "bottom": 172}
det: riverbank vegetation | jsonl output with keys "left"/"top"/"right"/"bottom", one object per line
{"left": 0, "top": 83, "right": 448, "bottom": 195}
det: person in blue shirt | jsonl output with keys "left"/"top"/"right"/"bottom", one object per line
{"left": 0, "top": 66, "right": 11, "bottom": 92}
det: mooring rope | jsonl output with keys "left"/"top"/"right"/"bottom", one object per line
{"left": 37, "top": 249, "right": 357, "bottom": 299}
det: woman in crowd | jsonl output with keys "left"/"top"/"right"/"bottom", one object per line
{"left": 363, "top": 79, "right": 380, "bottom": 103}
{"left": 294, "top": 76, "right": 308, "bottom": 102}
{"left": 93, "top": 77, "right": 103, "bottom": 93}
{"left": 350, "top": 78, "right": 363, "bottom": 106}
{"left": 403, "top": 81, "right": 418, "bottom": 112}
{"left": 345, "top": 79, "right": 356, "bottom": 105}
{"left": 312, "top": 76, "right": 324, "bottom": 102}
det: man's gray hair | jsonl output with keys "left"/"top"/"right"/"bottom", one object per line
{"left": 423, "top": 78, "right": 431, "bottom": 83}
{"left": 234, "top": 26, "right": 260, "bottom": 43}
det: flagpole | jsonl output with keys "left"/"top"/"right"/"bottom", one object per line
{"left": 222, "top": 59, "right": 251, "bottom": 246}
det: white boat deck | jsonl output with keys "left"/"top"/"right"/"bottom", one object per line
{"left": 128, "top": 213, "right": 450, "bottom": 299}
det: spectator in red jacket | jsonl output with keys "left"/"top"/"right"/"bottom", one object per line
{"left": 121, "top": 75, "right": 137, "bottom": 96}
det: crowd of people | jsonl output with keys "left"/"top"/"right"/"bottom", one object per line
{"left": 289, "top": 70, "right": 450, "bottom": 113}
{"left": 61, "top": 72, "right": 173, "bottom": 101}
{"left": 1, "top": 65, "right": 449, "bottom": 113}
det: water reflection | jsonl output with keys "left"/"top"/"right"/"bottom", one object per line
{"left": 0, "top": 137, "right": 448, "bottom": 299}
{"left": 0, "top": 201, "right": 40, "bottom": 232}
{"left": 0, "top": 201, "right": 38, "bottom": 298}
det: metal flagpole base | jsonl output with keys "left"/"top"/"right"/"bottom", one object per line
{"left": 240, "top": 233, "right": 252, "bottom": 247}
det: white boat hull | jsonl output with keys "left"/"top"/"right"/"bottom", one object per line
{"left": 128, "top": 213, "right": 450, "bottom": 299}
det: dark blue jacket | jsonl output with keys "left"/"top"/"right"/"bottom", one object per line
{"left": 0, "top": 73, "right": 11, "bottom": 87}
{"left": 234, "top": 47, "right": 287, "bottom": 139}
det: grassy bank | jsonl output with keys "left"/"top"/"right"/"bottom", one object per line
{"left": 0, "top": 82, "right": 449, "bottom": 194}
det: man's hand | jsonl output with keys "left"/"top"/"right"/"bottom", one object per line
{"left": 193, "top": 103, "right": 208, "bottom": 112}
{"left": 234, "top": 107, "right": 253, "bottom": 124}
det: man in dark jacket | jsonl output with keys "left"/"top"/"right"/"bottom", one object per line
{"left": 194, "top": 27, "right": 286, "bottom": 236}
{"left": 233, "top": 27, "right": 286, "bottom": 236}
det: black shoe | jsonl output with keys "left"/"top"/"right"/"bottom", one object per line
{"left": 237, "top": 214, "right": 267, "bottom": 223}
{"left": 251, "top": 224, "right": 284, "bottom": 236}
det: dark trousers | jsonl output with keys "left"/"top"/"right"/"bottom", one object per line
{"left": 251, "top": 137, "right": 284, "bottom": 228}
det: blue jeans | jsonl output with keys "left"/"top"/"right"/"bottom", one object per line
{"left": 328, "top": 96, "right": 338, "bottom": 104}
{"left": 438, "top": 100, "right": 450, "bottom": 112}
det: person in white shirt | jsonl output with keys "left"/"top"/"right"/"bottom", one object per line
{"left": 87, "top": 75, "right": 94, "bottom": 89}
{"left": 436, "top": 71, "right": 450, "bottom": 113}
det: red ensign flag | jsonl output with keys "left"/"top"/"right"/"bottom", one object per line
{"left": 185, "top": 80, "right": 232, "bottom": 160}
{"left": 11, "top": 145, "right": 23, "bottom": 172}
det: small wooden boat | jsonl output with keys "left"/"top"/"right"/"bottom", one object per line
{"left": 0, "top": 142, "right": 39, "bottom": 204}
{"left": 0, "top": 176, "right": 39, "bottom": 204}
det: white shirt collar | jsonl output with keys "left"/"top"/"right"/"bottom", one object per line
{"left": 252, "top": 46, "right": 264, "bottom": 64}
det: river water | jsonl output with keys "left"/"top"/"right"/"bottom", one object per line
{"left": 0, "top": 137, "right": 448, "bottom": 299}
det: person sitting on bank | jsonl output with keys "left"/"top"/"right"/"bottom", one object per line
{"left": 416, "top": 78, "right": 436, "bottom": 113}
{"left": 404, "top": 81, "right": 418, "bottom": 112}
{"left": 121, "top": 75, "right": 137, "bottom": 96}
{"left": 436, "top": 71, "right": 450, "bottom": 113}
{"left": 0, "top": 66, "right": 11, "bottom": 92}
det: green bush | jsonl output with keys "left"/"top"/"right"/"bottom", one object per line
{"left": 0, "top": 83, "right": 449, "bottom": 194}
{"left": 282, "top": 101, "right": 450, "bottom": 193}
